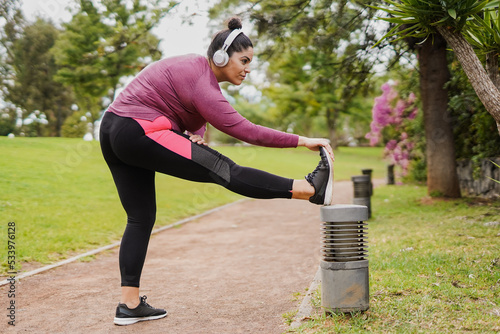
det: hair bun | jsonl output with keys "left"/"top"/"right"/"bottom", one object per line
{"left": 227, "top": 17, "right": 242, "bottom": 30}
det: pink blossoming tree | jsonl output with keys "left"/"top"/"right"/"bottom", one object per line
{"left": 366, "top": 81, "right": 418, "bottom": 177}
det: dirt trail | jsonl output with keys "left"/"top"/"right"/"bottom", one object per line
{"left": 1, "top": 180, "right": 378, "bottom": 334}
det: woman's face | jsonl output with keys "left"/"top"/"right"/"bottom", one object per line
{"left": 218, "top": 47, "right": 253, "bottom": 85}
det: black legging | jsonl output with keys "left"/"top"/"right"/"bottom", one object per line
{"left": 99, "top": 112, "right": 294, "bottom": 287}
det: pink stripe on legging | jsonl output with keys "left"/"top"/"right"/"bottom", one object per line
{"left": 133, "top": 117, "right": 192, "bottom": 159}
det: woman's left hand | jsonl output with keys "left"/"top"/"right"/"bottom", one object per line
{"left": 298, "top": 136, "right": 334, "bottom": 161}
{"left": 189, "top": 134, "right": 208, "bottom": 146}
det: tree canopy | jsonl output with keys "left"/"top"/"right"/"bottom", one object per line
{"left": 52, "top": 0, "right": 177, "bottom": 124}
{"left": 0, "top": 1, "right": 74, "bottom": 136}
{"left": 209, "top": 0, "right": 386, "bottom": 146}
{"left": 373, "top": 0, "right": 500, "bottom": 134}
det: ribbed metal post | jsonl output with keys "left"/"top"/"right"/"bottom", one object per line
{"left": 352, "top": 175, "right": 371, "bottom": 218}
{"left": 320, "top": 205, "right": 369, "bottom": 313}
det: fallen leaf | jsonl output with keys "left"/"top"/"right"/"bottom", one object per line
{"left": 451, "top": 280, "right": 471, "bottom": 288}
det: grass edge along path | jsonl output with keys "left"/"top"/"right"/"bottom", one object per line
{"left": 287, "top": 185, "right": 500, "bottom": 334}
{"left": 0, "top": 198, "right": 247, "bottom": 286}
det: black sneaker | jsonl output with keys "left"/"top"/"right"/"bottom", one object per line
{"left": 114, "top": 295, "right": 167, "bottom": 326}
{"left": 305, "top": 147, "right": 334, "bottom": 205}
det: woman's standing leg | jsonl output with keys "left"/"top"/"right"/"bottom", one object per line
{"left": 108, "top": 162, "right": 156, "bottom": 303}
{"left": 100, "top": 112, "right": 167, "bottom": 325}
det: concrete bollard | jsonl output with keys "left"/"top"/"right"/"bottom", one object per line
{"left": 352, "top": 175, "right": 371, "bottom": 218}
{"left": 320, "top": 205, "right": 369, "bottom": 313}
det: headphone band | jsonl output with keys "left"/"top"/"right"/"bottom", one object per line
{"left": 222, "top": 29, "right": 243, "bottom": 52}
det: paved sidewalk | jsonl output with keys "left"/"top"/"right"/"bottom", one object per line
{"left": 1, "top": 180, "right": 363, "bottom": 334}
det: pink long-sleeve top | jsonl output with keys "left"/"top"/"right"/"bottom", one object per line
{"left": 107, "top": 54, "right": 299, "bottom": 148}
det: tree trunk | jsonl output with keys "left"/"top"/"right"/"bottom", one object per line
{"left": 55, "top": 100, "right": 62, "bottom": 137}
{"left": 326, "top": 108, "right": 338, "bottom": 149}
{"left": 419, "top": 32, "right": 461, "bottom": 198}
{"left": 485, "top": 51, "right": 500, "bottom": 90}
{"left": 436, "top": 26, "right": 500, "bottom": 134}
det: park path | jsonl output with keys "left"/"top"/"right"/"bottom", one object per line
{"left": 1, "top": 179, "right": 379, "bottom": 334}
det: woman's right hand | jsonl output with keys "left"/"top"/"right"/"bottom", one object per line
{"left": 189, "top": 134, "right": 208, "bottom": 146}
{"left": 298, "top": 136, "right": 334, "bottom": 161}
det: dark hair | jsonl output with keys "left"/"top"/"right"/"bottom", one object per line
{"left": 207, "top": 17, "right": 253, "bottom": 61}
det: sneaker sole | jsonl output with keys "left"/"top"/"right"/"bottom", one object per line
{"left": 322, "top": 147, "right": 334, "bottom": 205}
{"left": 114, "top": 312, "right": 167, "bottom": 326}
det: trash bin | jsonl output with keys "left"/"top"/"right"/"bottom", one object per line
{"left": 387, "top": 164, "right": 395, "bottom": 185}
{"left": 352, "top": 175, "right": 371, "bottom": 218}
{"left": 361, "top": 169, "right": 373, "bottom": 196}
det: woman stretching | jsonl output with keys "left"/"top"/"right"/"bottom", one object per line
{"left": 100, "top": 17, "right": 334, "bottom": 326}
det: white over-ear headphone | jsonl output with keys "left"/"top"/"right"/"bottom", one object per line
{"left": 213, "top": 29, "right": 243, "bottom": 67}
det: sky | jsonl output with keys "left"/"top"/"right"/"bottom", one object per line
{"left": 20, "top": 0, "right": 220, "bottom": 58}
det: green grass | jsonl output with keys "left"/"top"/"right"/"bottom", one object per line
{"left": 0, "top": 137, "right": 384, "bottom": 273}
{"left": 288, "top": 185, "right": 500, "bottom": 333}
